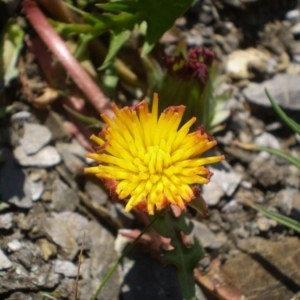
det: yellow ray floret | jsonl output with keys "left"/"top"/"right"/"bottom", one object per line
{"left": 85, "top": 93, "right": 224, "bottom": 215}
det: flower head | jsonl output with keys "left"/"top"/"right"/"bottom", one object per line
{"left": 159, "top": 45, "right": 219, "bottom": 131}
{"left": 85, "top": 94, "right": 224, "bottom": 215}
{"left": 164, "top": 47, "right": 215, "bottom": 85}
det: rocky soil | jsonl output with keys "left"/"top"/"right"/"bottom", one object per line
{"left": 1, "top": 0, "right": 300, "bottom": 299}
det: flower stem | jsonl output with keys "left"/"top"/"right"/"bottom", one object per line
{"left": 23, "top": 0, "right": 113, "bottom": 116}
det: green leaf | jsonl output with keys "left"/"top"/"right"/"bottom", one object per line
{"left": 102, "top": 64, "right": 119, "bottom": 98}
{"left": 265, "top": 88, "right": 300, "bottom": 135}
{"left": 153, "top": 210, "right": 204, "bottom": 300}
{"left": 244, "top": 200, "right": 300, "bottom": 234}
{"left": 97, "top": 1, "right": 138, "bottom": 13}
{"left": 139, "top": 0, "right": 194, "bottom": 56}
{"left": 68, "top": 0, "right": 194, "bottom": 57}
{"left": 0, "top": 202, "right": 9, "bottom": 211}
{"left": 0, "top": 20, "right": 25, "bottom": 86}
{"left": 151, "top": 210, "right": 193, "bottom": 237}
{"left": 100, "top": 29, "right": 131, "bottom": 70}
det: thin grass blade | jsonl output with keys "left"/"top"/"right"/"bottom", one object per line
{"left": 265, "top": 88, "right": 300, "bottom": 134}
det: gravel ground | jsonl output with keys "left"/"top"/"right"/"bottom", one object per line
{"left": 1, "top": 1, "right": 300, "bottom": 299}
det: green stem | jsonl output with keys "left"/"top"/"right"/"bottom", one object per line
{"left": 177, "top": 271, "right": 196, "bottom": 300}
{"left": 74, "top": 33, "right": 93, "bottom": 60}
{"left": 63, "top": 104, "right": 102, "bottom": 127}
{"left": 164, "top": 211, "right": 196, "bottom": 300}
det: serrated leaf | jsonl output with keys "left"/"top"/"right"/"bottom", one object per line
{"left": 152, "top": 210, "right": 204, "bottom": 299}
{"left": 151, "top": 210, "right": 193, "bottom": 237}
{"left": 100, "top": 29, "right": 131, "bottom": 70}
{"left": 164, "top": 237, "right": 204, "bottom": 270}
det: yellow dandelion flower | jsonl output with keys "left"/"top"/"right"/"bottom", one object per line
{"left": 84, "top": 93, "right": 224, "bottom": 215}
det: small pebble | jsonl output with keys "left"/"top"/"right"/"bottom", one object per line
{"left": 14, "top": 146, "right": 61, "bottom": 167}
{"left": 7, "top": 240, "right": 23, "bottom": 252}
{"left": 21, "top": 123, "right": 52, "bottom": 155}
{"left": 0, "top": 213, "right": 13, "bottom": 230}
{"left": 53, "top": 260, "right": 79, "bottom": 277}
{"left": 0, "top": 248, "right": 12, "bottom": 270}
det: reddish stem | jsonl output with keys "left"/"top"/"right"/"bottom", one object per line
{"left": 22, "top": 0, "right": 113, "bottom": 116}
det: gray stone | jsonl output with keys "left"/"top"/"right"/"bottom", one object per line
{"left": 203, "top": 165, "right": 243, "bottom": 202}
{"left": 224, "top": 237, "right": 300, "bottom": 299}
{"left": 10, "top": 111, "right": 32, "bottom": 121}
{"left": 56, "top": 140, "right": 87, "bottom": 174}
{"left": 6, "top": 292, "right": 34, "bottom": 300}
{"left": 193, "top": 221, "right": 227, "bottom": 249}
{"left": 14, "top": 146, "right": 61, "bottom": 167}
{"left": 10, "top": 241, "right": 42, "bottom": 271}
{"left": 286, "top": 9, "right": 300, "bottom": 22}
{"left": 50, "top": 177, "right": 79, "bottom": 212}
{"left": 15, "top": 209, "right": 46, "bottom": 235}
{"left": 0, "top": 213, "right": 13, "bottom": 230}
{"left": 222, "top": 199, "right": 243, "bottom": 214}
{"left": 253, "top": 132, "right": 281, "bottom": 159}
{"left": 78, "top": 221, "right": 120, "bottom": 300}
{"left": 0, "top": 248, "right": 12, "bottom": 270}
{"left": 292, "top": 22, "right": 300, "bottom": 35}
{"left": 30, "top": 264, "right": 60, "bottom": 288}
{"left": 53, "top": 259, "right": 79, "bottom": 277}
{"left": 43, "top": 213, "right": 79, "bottom": 260}
{"left": 7, "top": 240, "right": 23, "bottom": 252}
{"left": 0, "top": 267, "right": 35, "bottom": 294}
{"left": 21, "top": 123, "right": 52, "bottom": 155}
{"left": 43, "top": 212, "right": 89, "bottom": 260}
{"left": 249, "top": 156, "right": 285, "bottom": 187}
{"left": 225, "top": 48, "right": 275, "bottom": 80}
{"left": 232, "top": 226, "right": 250, "bottom": 239}
{"left": 58, "top": 212, "right": 89, "bottom": 246}
{"left": 254, "top": 132, "right": 280, "bottom": 149}
{"left": 84, "top": 179, "right": 108, "bottom": 206}
{"left": 273, "top": 188, "right": 300, "bottom": 215}
{"left": 256, "top": 216, "right": 277, "bottom": 232}
{"left": 28, "top": 179, "right": 44, "bottom": 201}
{"left": 37, "top": 239, "right": 57, "bottom": 261}
{"left": 0, "top": 258, "right": 59, "bottom": 295}
{"left": 202, "top": 181, "right": 224, "bottom": 206}
{"left": 8, "top": 194, "right": 33, "bottom": 209}
{"left": 44, "top": 110, "right": 70, "bottom": 140}
{"left": 244, "top": 73, "right": 300, "bottom": 111}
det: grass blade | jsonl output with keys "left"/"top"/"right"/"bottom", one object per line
{"left": 255, "top": 145, "right": 300, "bottom": 170}
{"left": 265, "top": 88, "right": 300, "bottom": 134}
{"left": 244, "top": 199, "right": 300, "bottom": 234}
